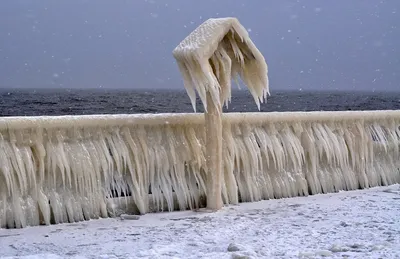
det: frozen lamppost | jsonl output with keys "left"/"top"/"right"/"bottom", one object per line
{"left": 173, "top": 17, "right": 269, "bottom": 210}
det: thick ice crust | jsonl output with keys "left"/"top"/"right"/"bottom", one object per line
{"left": 0, "top": 110, "right": 399, "bottom": 228}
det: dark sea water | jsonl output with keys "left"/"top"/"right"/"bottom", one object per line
{"left": 0, "top": 88, "right": 399, "bottom": 117}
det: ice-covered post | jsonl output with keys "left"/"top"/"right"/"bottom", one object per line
{"left": 173, "top": 17, "right": 269, "bottom": 210}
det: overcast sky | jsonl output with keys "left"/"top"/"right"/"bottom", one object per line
{"left": 0, "top": 0, "right": 399, "bottom": 92}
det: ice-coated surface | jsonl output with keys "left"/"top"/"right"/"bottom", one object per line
{"left": 0, "top": 184, "right": 399, "bottom": 258}
{"left": 173, "top": 17, "right": 269, "bottom": 112}
{"left": 0, "top": 111, "right": 399, "bottom": 228}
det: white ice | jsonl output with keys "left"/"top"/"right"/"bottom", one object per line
{"left": 0, "top": 184, "right": 399, "bottom": 259}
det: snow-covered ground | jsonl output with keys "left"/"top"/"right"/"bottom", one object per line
{"left": 0, "top": 184, "right": 399, "bottom": 259}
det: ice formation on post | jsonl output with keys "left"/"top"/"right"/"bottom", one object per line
{"left": 172, "top": 17, "right": 269, "bottom": 210}
{"left": 172, "top": 17, "right": 269, "bottom": 112}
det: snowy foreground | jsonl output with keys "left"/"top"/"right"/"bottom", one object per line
{"left": 0, "top": 185, "right": 399, "bottom": 259}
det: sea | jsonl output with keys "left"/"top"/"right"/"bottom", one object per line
{"left": 0, "top": 88, "right": 399, "bottom": 117}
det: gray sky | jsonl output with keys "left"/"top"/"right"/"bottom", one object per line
{"left": 0, "top": 0, "right": 399, "bottom": 91}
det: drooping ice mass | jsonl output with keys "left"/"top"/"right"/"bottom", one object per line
{"left": 172, "top": 17, "right": 269, "bottom": 112}
{"left": 0, "top": 111, "right": 399, "bottom": 228}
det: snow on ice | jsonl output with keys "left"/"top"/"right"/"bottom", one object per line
{"left": 0, "top": 185, "right": 399, "bottom": 259}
